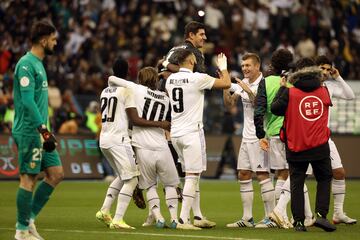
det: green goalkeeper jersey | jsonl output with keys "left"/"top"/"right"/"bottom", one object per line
{"left": 12, "top": 52, "right": 48, "bottom": 136}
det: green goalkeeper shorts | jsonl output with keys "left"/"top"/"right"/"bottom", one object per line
{"left": 13, "top": 134, "right": 62, "bottom": 175}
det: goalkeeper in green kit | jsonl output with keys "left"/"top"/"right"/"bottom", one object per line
{"left": 12, "top": 20, "right": 63, "bottom": 240}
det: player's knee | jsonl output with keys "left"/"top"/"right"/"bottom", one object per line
{"left": 332, "top": 168, "right": 345, "bottom": 180}
{"left": 46, "top": 171, "right": 64, "bottom": 185}
{"left": 276, "top": 169, "right": 289, "bottom": 180}
{"left": 124, "top": 177, "right": 138, "bottom": 192}
{"left": 238, "top": 170, "right": 251, "bottom": 180}
{"left": 256, "top": 172, "right": 269, "bottom": 182}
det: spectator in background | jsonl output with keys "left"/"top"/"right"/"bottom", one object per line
{"left": 3, "top": 99, "right": 14, "bottom": 133}
{"left": 85, "top": 101, "right": 100, "bottom": 134}
{"left": 0, "top": 0, "right": 359, "bottom": 135}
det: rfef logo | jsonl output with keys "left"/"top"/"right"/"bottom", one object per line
{"left": 299, "top": 96, "right": 324, "bottom": 121}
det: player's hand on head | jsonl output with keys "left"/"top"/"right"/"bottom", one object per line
{"left": 38, "top": 125, "right": 57, "bottom": 152}
{"left": 331, "top": 67, "right": 340, "bottom": 79}
{"left": 157, "top": 57, "right": 165, "bottom": 69}
{"left": 216, "top": 53, "right": 227, "bottom": 71}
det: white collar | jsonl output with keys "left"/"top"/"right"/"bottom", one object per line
{"left": 244, "top": 73, "right": 263, "bottom": 85}
{"left": 179, "top": 67, "right": 193, "bottom": 73}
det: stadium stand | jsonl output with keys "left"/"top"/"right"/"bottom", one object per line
{"left": 0, "top": 0, "right": 359, "bottom": 134}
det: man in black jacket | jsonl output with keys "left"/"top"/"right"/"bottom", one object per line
{"left": 159, "top": 21, "right": 207, "bottom": 75}
{"left": 271, "top": 66, "right": 336, "bottom": 232}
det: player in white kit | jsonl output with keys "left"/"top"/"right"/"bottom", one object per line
{"left": 108, "top": 67, "right": 180, "bottom": 229}
{"left": 316, "top": 55, "right": 357, "bottom": 225}
{"left": 165, "top": 49, "right": 231, "bottom": 230}
{"left": 95, "top": 58, "right": 170, "bottom": 229}
{"left": 223, "top": 53, "right": 276, "bottom": 228}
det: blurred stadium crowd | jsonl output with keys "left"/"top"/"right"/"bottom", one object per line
{"left": 0, "top": 0, "right": 359, "bottom": 135}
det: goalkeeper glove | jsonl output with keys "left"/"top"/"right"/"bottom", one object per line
{"left": 38, "top": 124, "right": 57, "bottom": 152}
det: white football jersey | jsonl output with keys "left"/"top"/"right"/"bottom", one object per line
{"left": 125, "top": 82, "right": 170, "bottom": 150}
{"left": 99, "top": 86, "right": 136, "bottom": 148}
{"left": 165, "top": 68, "right": 215, "bottom": 137}
{"left": 324, "top": 76, "right": 354, "bottom": 125}
{"left": 230, "top": 74, "right": 263, "bottom": 142}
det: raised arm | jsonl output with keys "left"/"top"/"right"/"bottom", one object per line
{"left": 331, "top": 75, "right": 355, "bottom": 100}
{"left": 223, "top": 89, "right": 239, "bottom": 107}
{"left": 108, "top": 76, "right": 134, "bottom": 88}
{"left": 271, "top": 86, "right": 289, "bottom": 116}
{"left": 235, "top": 78, "right": 256, "bottom": 105}
{"left": 212, "top": 53, "right": 231, "bottom": 89}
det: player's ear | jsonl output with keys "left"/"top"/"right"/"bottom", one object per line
{"left": 189, "top": 32, "right": 195, "bottom": 39}
{"left": 39, "top": 37, "right": 47, "bottom": 48}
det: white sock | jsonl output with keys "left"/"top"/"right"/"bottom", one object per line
{"left": 191, "top": 176, "right": 203, "bottom": 219}
{"left": 146, "top": 185, "right": 164, "bottom": 222}
{"left": 332, "top": 179, "right": 345, "bottom": 215}
{"left": 275, "top": 179, "right": 286, "bottom": 202}
{"left": 113, "top": 177, "right": 137, "bottom": 221}
{"left": 179, "top": 176, "right": 198, "bottom": 223}
{"left": 101, "top": 177, "right": 123, "bottom": 212}
{"left": 240, "top": 179, "right": 253, "bottom": 220}
{"left": 165, "top": 186, "right": 179, "bottom": 222}
{"left": 304, "top": 184, "right": 313, "bottom": 218}
{"left": 274, "top": 177, "right": 290, "bottom": 218}
{"left": 260, "top": 178, "right": 275, "bottom": 217}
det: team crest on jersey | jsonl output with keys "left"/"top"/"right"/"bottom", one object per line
{"left": 299, "top": 96, "right": 324, "bottom": 121}
{"left": 30, "top": 162, "right": 36, "bottom": 169}
{"left": 20, "top": 77, "right": 30, "bottom": 87}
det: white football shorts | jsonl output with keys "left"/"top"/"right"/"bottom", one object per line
{"left": 237, "top": 140, "right": 270, "bottom": 172}
{"left": 269, "top": 137, "right": 288, "bottom": 170}
{"left": 171, "top": 129, "right": 206, "bottom": 174}
{"left": 100, "top": 144, "right": 140, "bottom": 180}
{"left": 135, "top": 147, "right": 180, "bottom": 189}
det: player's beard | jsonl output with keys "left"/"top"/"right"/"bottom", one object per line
{"left": 44, "top": 45, "right": 55, "bottom": 55}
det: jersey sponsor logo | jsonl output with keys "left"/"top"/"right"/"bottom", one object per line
{"left": 20, "top": 76, "right": 30, "bottom": 87}
{"left": 299, "top": 96, "right": 324, "bottom": 121}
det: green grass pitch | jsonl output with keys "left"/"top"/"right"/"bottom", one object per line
{"left": 1, "top": 179, "right": 359, "bottom": 240}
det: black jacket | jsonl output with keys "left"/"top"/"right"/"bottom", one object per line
{"left": 271, "top": 67, "right": 330, "bottom": 162}
{"left": 167, "top": 40, "right": 206, "bottom": 73}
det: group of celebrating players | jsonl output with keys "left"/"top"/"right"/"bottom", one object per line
{"left": 95, "top": 20, "right": 357, "bottom": 232}
{"left": 12, "top": 19, "right": 357, "bottom": 240}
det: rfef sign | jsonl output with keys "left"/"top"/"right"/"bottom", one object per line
{"left": 299, "top": 96, "right": 324, "bottom": 121}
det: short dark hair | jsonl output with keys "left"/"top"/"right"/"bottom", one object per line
{"left": 176, "top": 49, "right": 194, "bottom": 65}
{"left": 315, "top": 55, "right": 332, "bottom": 66}
{"left": 270, "top": 49, "right": 294, "bottom": 74}
{"left": 138, "top": 67, "right": 158, "bottom": 90}
{"left": 30, "top": 20, "right": 56, "bottom": 44}
{"left": 184, "top": 21, "right": 205, "bottom": 39}
{"left": 242, "top": 53, "right": 261, "bottom": 65}
{"left": 112, "top": 57, "right": 128, "bottom": 78}
{"left": 295, "top": 57, "right": 316, "bottom": 71}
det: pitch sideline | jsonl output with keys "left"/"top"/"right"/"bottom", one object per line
{"left": 0, "top": 227, "right": 263, "bottom": 240}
